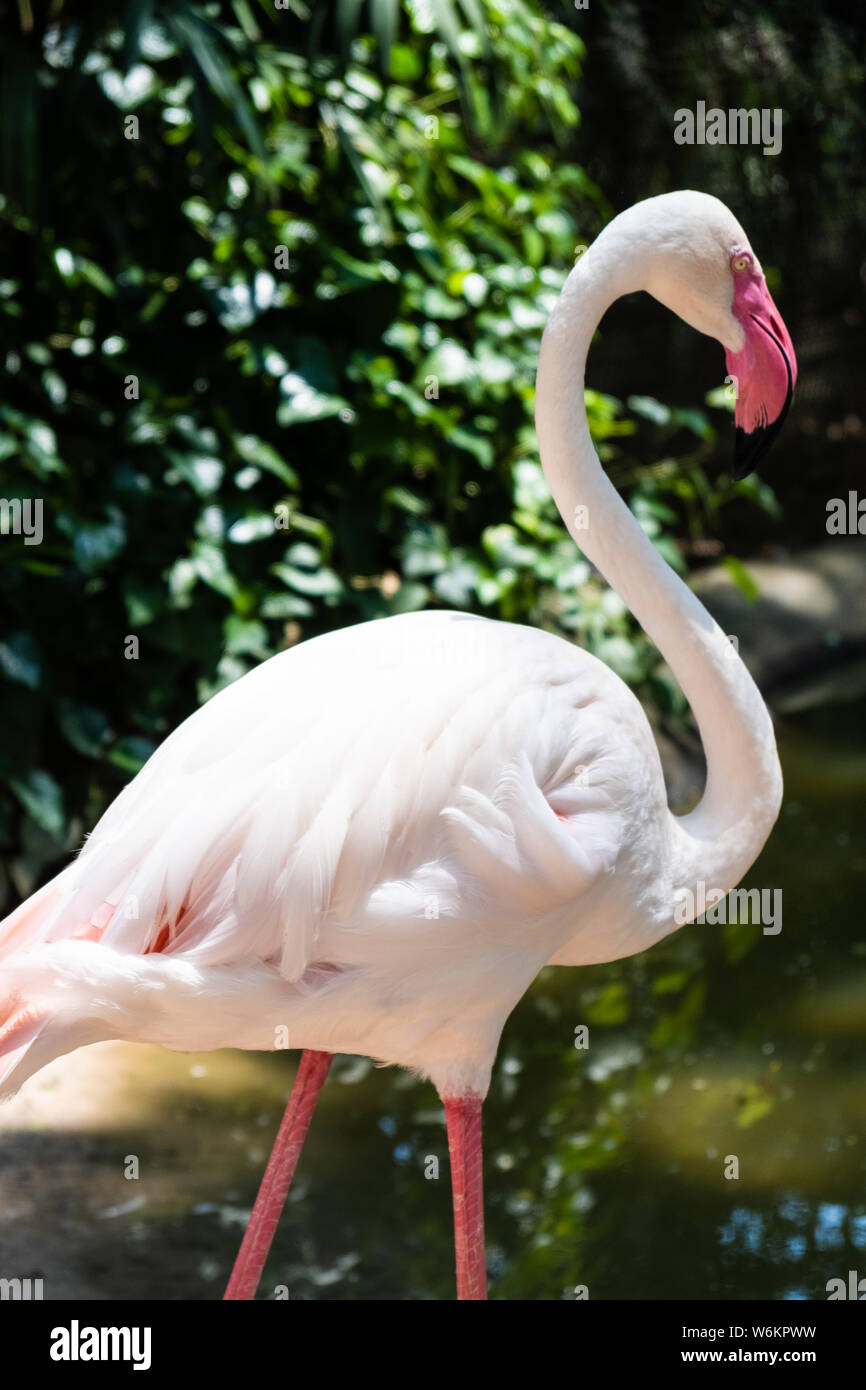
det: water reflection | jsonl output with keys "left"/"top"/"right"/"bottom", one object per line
{"left": 0, "top": 698, "right": 864, "bottom": 1299}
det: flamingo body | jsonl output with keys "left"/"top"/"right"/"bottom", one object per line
{"left": 0, "top": 191, "right": 797, "bottom": 1299}
{"left": 1, "top": 610, "right": 663, "bottom": 1101}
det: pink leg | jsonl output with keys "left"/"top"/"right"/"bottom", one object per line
{"left": 443, "top": 1094, "right": 488, "bottom": 1300}
{"left": 224, "top": 1048, "right": 332, "bottom": 1301}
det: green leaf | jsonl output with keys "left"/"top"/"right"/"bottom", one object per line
{"left": 260, "top": 592, "right": 314, "bottom": 619}
{"left": 649, "top": 981, "right": 706, "bottom": 1051}
{"left": 433, "top": 555, "right": 482, "bottom": 606}
{"left": 671, "top": 406, "right": 713, "bottom": 441}
{"left": 383, "top": 486, "right": 429, "bottom": 516}
{"left": 56, "top": 700, "right": 110, "bottom": 757}
{"left": 223, "top": 615, "right": 270, "bottom": 658}
{"left": 227, "top": 514, "right": 277, "bottom": 543}
{"left": 336, "top": 0, "right": 366, "bottom": 56}
{"left": 165, "top": 452, "right": 225, "bottom": 496}
{"left": 422, "top": 287, "right": 465, "bottom": 320}
{"left": 234, "top": 435, "right": 299, "bottom": 488}
{"left": 192, "top": 542, "right": 241, "bottom": 600}
{"left": 75, "top": 257, "right": 117, "bottom": 298}
{"left": 723, "top": 917, "right": 761, "bottom": 965}
{"left": 9, "top": 770, "right": 65, "bottom": 838}
{"left": 277, "top": 376, "right": 349, "bottom": 426}
{"left": 583, "top": 982, "right": 630, "bottom": 1025}
{"left": 56, "top": 509, "right": 127, "bottom": 574}
{"left": 165, "top": 5, "right": 269, "bottom": 173}
{"left": 389, "top": 44, "right": 422, "bottom": 82}
{"left": 371, "top": 0, "right": 399, "bottom": 70}
{"left": 271, "top": 562, "right": 343, "bottom": 597}
{"left": 736, "top": 1080, "right": 775, "bottom": 1128}
{"left": 722, "top": 555, "right": 760, "bottom": 603}
{"left": 627, "top": 395, "right": 670, "bottom": 426}
{"left": 450, "top": 426, "right": 494, "bottom": 467}
{"left": 107, "top": 737, "right": 158, "bottom": 776}
{"left": 0, "top": 632, "right": 41, "bottom": 689}
{"left": 652, "top": 969, "right": 693, "bottom": 996}
{"left": 422, "top": 340, "right": 474, "bottom": 386}
{"left": 705, "top": 384, "right": 736, "bottom": 413}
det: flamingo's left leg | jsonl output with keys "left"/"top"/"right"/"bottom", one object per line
{"left": 442, "top": 1093, "right": 488, "bottom": 1300}
{"left": 224, "top": 1048, "right": 332, "bottom": 1300}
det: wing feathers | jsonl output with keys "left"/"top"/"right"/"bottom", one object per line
{"left": 0, "top": 614, "right": 629, "bottom": 981}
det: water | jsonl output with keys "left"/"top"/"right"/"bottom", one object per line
{"left": 1, "top": 699, "right": 864, "bottom": 1300}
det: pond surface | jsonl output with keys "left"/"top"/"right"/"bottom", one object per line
{"left": 1, "top": 697, "right": 864, "bottom": 1300}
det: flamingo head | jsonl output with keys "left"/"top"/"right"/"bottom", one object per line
{"left": 627, "top": 190, "right": 797, "bottom": 480}
{"left": 723, "top": 247, "right": 797, "bottom": 479}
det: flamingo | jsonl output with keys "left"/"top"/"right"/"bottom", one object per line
{"left": 0, "top": 191, "right": 796, "bottom": 1301}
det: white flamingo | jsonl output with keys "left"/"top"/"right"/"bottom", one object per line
{"left": 0, "top": 191, "right": 796, "bottom": 1301}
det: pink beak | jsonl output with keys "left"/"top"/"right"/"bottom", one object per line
{"left": 725, "top": 265, "right": 797, "bottom": 480}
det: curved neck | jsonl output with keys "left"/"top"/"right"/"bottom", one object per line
{"left": 536, "top": 241, "right": 782, "bottom": 896}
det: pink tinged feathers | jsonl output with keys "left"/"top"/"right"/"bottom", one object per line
{"left": 0, "top": 997, "right": 49, "bottom": 1059}
{"left": 725, "top": 250, "right": 797, "bottom": 479}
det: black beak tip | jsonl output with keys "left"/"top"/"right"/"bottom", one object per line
{"left": 732, "top": 408, "right": 790, "bottom": 481}
{"left": 732, "top": 341, "right": 795, "bottom": 481}
{"left": 732, "top": 426, "right": 767, "bottom": 481}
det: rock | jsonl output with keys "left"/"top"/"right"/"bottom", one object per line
{"left": 691, "top": 540, "right": 866, "bottom": 712}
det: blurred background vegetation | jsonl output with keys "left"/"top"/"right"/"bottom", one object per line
{"left": 1, "top": 0, "right": 865, "bottom": 1301}
{"left": 3, "top": 0, "right": 863, "bottom": 893}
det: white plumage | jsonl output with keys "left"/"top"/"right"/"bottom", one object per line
{"left": 0, "top": 192, "right": 795, "bottom": 1301}
{"left": 1, "top": 610, "right": 665, "bottom": 1098}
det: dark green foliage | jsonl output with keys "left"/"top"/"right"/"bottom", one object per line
{"left": 0, "top": 1, "right": 764, "bottom": 903}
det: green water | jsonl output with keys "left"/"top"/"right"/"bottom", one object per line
{"left": 1, "top": 700, "right": 864, "bottom": 1301}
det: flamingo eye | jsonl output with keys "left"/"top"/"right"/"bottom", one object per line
{"left": 732, "top": 253, "right": 751, "bottom": 272}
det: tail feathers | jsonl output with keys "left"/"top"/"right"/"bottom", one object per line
{"left": 0, "top": 1011, "right": 112, "bottom": 1101}
{"left": 0, "top": 865, "right": 131, "bottom": 1101}
{"left": 0, "top": 1001, "right": 51, "bottom": 1100}
{"left": 0, "top": 947, "right": 117, "bottom": 1100}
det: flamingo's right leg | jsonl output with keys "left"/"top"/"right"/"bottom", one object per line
{"left": 442, "top": 1092, "right": 488, "bottom": 1300}
{"left": 223, "top": 1048, "right": 332, "bottom": 1301}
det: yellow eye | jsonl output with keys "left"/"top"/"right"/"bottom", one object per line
{"left": 732, "top": 254, "right": 751, "bottom": 272}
